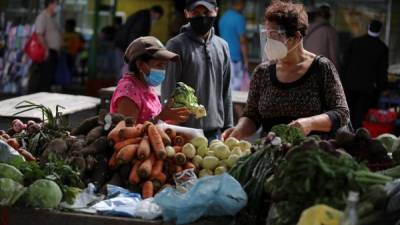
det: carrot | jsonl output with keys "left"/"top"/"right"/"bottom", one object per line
{"left": 175, "top": 165, "right": 183, "bottom": 173}
{"left": 165, "top": 128, "right": 176, "bottom": 140}
{"left": 129, "top": 161, "right": 141, "bottom": 185}
{"left": 151, "top": 173, "right": 167, "bottom": 190}
{"left": 142, "top": 180, "right": 154, "bottom": 199}
{"left": 173, "top": 135, "right": 186, "bottom": 147}
{"left": 150, "top": 172, "right": 167, "bottom": 184}
{"left": 174, "top": 152, "right": 187, "bottom": 165}
{"left": 184, "top": 162, "right": 196, "bottom": 170}
{"left": 108, "top": 152, "right": 118, "bottom": 170}
{"left": 173, "top": 146, "right": 182, "bottom": 153}
{"left": 118, "top": 124, "right": 144, "bottom": 140}
{"left": 137, "top": 136, "right": 151, "bottom": 160}
{"left": 17, "top": 148, "right": 36, "bottom": 161}
{"left": 107, "top": 120, "right": 126, "bottom": 144}
{"left": 156, "top": 127, "right": 172, "bottom": 146}
{"left": 138, "top": 154, "right": 155, "bottom": 178}
{"left": 114, "top": 137, "right": 142, "bottom": 151}
{"left": 116, "top": 144, "right": 139, "bottom": 164}
{"left": 150, "top": 160, "right": 164, "bottom": 178}
{"left": 147, "top": 124, "right": 166, "bottom": 160}
{"left": 7, "top": 138, "right": 20, "bottom": 149}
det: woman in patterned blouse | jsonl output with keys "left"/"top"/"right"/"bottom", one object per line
{"left": 222, "top": 1, "right": 349, "bottom": 139}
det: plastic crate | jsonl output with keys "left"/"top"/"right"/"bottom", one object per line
{"left": 362, "top": 121, "right": 395, "bottom": 138}
{"left": 365, "top": 109, "right": 397, "bottom": 124}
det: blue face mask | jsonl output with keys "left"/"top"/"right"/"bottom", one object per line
{"left": 144, "top": 69, "right": 166, "bottom": 87}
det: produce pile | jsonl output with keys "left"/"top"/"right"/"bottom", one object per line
{"left": 105, "top": 120, "right": 253, "bottom": 198}
{"left": 186, "top": 136, "right": 252, "bottom": 177}
{"left": 229, "top": 125, "right": 400, "bottom": 225}
{"left": 0, "top": 159, "right": 83, "bottom": 208}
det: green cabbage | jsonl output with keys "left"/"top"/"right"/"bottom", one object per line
{"left": 171, "top": 82, "right": 207, "bottom": 119}
{"left": 24, "top": 179, "right": 62, "bottom": 208}
{"left": 0, "top": 178, "right": 26, "bottom": 206}
{"left": 0, "top": 163, "right": 24, "bottom": 184}
{"left": 377, "top": 133, "right": 398, "bottom": 152}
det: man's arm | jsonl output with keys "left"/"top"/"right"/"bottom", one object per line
{"left": 223, "top": 47, "right": 234, "bottom": 130}
{"left": 161, "top": 40, "right": 183, "bottom": 103}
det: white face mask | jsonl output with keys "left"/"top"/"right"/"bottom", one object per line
{"left": 264, "top": 38, "right": 288, "bottom": 61}
{"left": 264, "top": 37, "right": 302, "bottom": 61}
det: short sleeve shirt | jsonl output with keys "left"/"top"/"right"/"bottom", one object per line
{"left": 110, "top": 74, "right": 162, "bottom": 124}
{"left": 34, "top": 10, "right": 62, "bottom": 51}
{"left": 218, "top": 9, "right": 246, "bottom": 62}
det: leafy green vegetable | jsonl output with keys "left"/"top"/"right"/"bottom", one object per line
{"left": 13, "top": 101, "right": 69, "bottom": 157}
{"left": 377, "top": 133, "right": 398, "bottom": 153}
{"left": 229, "top": 141, "right": 283, "bottom": 224}
{"left": 271, "top": 124, "right": 305, "bottom": 145}
{"left": 24, "top": 179, "right": 63, "bottom": 208}
{"left": 171, "top": 82, "right": 207, "bottom": 119}
{"left": 0, "top": 178, "right": 26, "bottom": 206}
{"left": 0, "top": 163, "right": 24, "bottom": 184}
{"left": 10, "top": 156, "right": 83, "bottom": 204}
{"left": 267, "top": 147, "right": 391, "bottom": 225}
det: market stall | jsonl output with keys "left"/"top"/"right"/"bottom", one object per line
{"left": 0, "top": 92, "right": 100, "bottom": 129}
{"left": 1, "top": 84, "right": 400, "bottom": 225}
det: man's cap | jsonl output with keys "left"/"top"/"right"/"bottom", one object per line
{"left": 124, "top": 36, "right": 178, "bottom": 63}
{"left": 185, "top": 0, "right": 217, "bottom": 11}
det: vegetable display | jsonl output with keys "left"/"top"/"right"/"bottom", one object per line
{"left": 106, "top": 121, "right": 202, "bottom": 199}
{"left": 230, "top": 125, "right": 399, "bottom": 225}
{"left": 2, "top": 97, "right": 400, "bottom": 225}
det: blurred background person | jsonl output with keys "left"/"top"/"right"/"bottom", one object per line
{"left": 63, "top": 19, "right": 84, "bottom": 81}
{"left": 342, "top": 19, "right": 389, "bottom": 129}
{"left": 96, "top": 26, "right": 122, "bottom": 83}
{"left": 304, "top": 4, "right": 339, "bottom": 69}
{"left": 28, "top": 0, "right": 61, "bottom": 93}
{"left": 114, "top": 5, "right": 164, "bottom": 53}
{"left": 219, "top": 0, "right": 248, "bottom": 91}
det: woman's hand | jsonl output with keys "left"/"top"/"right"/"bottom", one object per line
{"left": 221, "top": 127, "right": 242, "bottom": 141}
{"left": 289, "top": 117, "right": 313, "bottom": 135}
{"left": 159, "top": 99, "right": 190, "bottom": 124}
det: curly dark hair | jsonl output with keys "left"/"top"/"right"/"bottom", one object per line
{"left": 264, "top": 0, "right": 309, "bottom": 37}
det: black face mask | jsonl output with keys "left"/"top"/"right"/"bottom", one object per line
{"left": 189, "top": 16, "right": 216, "bottom": 36}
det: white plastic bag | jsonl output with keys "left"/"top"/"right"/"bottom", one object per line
{"left": 59, "top": 183, "right": 104, "bottom": 214}
{"left": 156, "top": 122, "right": 204, "bottom": 139}
{"left": 134, "top": 198, "right": 162, "bottom": 220}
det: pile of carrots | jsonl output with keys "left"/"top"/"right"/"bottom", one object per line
{"left": 107, "top": 120, "right": 196, "bottom": 199}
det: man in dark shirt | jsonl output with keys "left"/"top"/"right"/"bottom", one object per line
{"left": 114, "top": 5, "right": 164, "bottom": 52}
{"left": 342, "top": 20, "right": 389, "bottom": 129}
